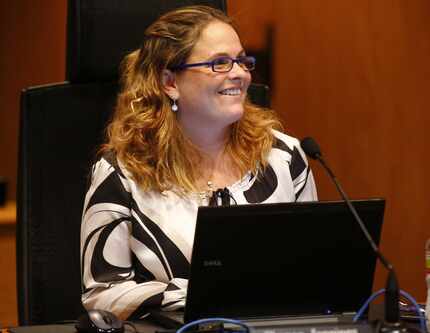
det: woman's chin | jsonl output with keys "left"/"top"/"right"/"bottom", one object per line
{"left": 222, "top": 106, "right": 244, "bottom": 124}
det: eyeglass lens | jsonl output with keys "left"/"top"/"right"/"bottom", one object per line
{"left": 213, "top": 57, "right": 255, "bottom": 72}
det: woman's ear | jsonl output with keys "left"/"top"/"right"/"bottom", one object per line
{"left": 161, "top": 69, "right": 179, "bottom": 100}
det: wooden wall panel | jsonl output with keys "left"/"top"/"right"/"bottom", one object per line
{"left": 228, "top": 1, "right": 274, "bottom": 49}
{"left": 272, "top": 0, "right": 430, "bottom": 301}
{"left": 0, "top": 0, "right": 67, "bottom": 201}
{"left": 0, "top": 225, "right": 17, "bottom": 327}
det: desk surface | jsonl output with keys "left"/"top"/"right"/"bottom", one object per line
{"left": 6, "top": 304, "right": 420, "bottom": 333}
{"left": 8, "top": 321, "right": 163, "bottom": 333}
{"left": 9, "top": 324, "right": 77, "bottom": 333}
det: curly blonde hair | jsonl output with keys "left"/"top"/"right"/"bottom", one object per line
{"left": 101, "top": 5, "right": 283, "bottom": 194}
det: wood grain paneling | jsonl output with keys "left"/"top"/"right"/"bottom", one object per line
{"left": 228, "top": 1, "right": 274, "bottom": 49}
{"left": 0, "top": 202, "right": 16, "bottom": 327}
{"left": 0, "top": 225, "right": 17, "bottom": 327}
{"left": 0, "top": 0, "right": 67, "bottom": 201}
{"left": 272, "top": 0, "right": 430, "bottom": 301}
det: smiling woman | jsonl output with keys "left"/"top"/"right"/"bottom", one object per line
{"left": 162, "top": 19, "right": 253, "bottom": 163}
{"left": 80, "top": 5, "right": 318, "bottom": 320}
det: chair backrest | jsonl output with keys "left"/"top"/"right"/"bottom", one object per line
{"left": 66, "top": 0, "right": 227, "bottom": 83}
{"left": 17, "top": 82, "right": 117, "bottom": 324}
{"left": 16, "top": 0, "right": 270, "bottom": 325}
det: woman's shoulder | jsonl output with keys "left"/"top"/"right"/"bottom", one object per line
{"left": 91, "top": 150, "right": 128, "bottom": 180}
{"left": 270, "top": 129, "right": 302, "bottom": 155}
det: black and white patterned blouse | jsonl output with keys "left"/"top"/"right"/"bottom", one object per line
{"left": 80, "top": 130, "right": 318, "bottom": 319}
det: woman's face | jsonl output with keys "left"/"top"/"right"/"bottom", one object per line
{"left": 172, "top": 20, "right": 252, "bottom": 136}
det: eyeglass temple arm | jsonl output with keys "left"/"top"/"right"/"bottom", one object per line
{"left": 173, "top": 61, "right": 213, "bottom": 70}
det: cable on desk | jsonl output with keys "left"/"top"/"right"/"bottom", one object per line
{"left": 176, "top": 318, "right": 250, "bottom": 333}
{"left": 353, "top": 288, "right": 426, "bottom": 333}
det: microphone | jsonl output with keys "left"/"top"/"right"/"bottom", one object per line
{"left": 300, "top": 137, "right": 403, "bottom": 332}
{"left": 209, "top": 188, "right": 231, "bottom": 206}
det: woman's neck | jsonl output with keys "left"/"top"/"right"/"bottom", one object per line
{"left": 180, "top": 124, "right": 241, "bottom": 191}
{"left": 184, "top": 125, "right": 228, "bottom": 158}
{"left": 194, "top": 130, "right": 229, "bottom": 177}
{"left": 191, "top": 130, "right": 241, "bottom": 191}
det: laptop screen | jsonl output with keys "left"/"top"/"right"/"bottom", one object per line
{"left": 184, "top": 199, "right": 385, "bottom": 322}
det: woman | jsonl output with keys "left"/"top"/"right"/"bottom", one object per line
{"left": 80, "top": 5, "right": 317, "bottom": 320}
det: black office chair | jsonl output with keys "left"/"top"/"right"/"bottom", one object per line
{"left": 17, "top": 0, "right": 270, "bottom": 325}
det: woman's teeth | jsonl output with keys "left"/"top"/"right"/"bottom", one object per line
{"left": 219, "top": 88, "right": 241, "bottom": 96}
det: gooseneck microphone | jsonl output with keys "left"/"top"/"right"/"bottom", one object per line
{"left": 300, "top": 137, "right": 402, "bottom": 331}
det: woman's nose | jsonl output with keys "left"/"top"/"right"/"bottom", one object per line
{"left": 227, "top": 61, "right": 250, "bottom": 79}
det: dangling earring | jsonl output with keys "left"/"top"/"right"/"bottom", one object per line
{"left": 171, "top": 99, "right": 178, "bottom": 112}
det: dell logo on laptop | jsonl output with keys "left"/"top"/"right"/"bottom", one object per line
{"left": 203, "top": 260, "right": 222, "bottom": 267}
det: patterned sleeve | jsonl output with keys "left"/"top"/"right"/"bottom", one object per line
{"left": 80, "top": 155, "right": 186, "bottom": 320}
{"left": 289, "top": 142, "right": 318, "bottom": 202}
{"left": 273, "top": 132, "right": 318, "bottom": 202}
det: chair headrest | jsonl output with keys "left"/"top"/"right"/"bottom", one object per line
{"left": 66, "top": 0, "right": 227, "bottom": 83}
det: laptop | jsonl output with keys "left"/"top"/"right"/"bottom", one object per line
{"left": 149, "top": 199, "right": 385, "bottom": 329}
